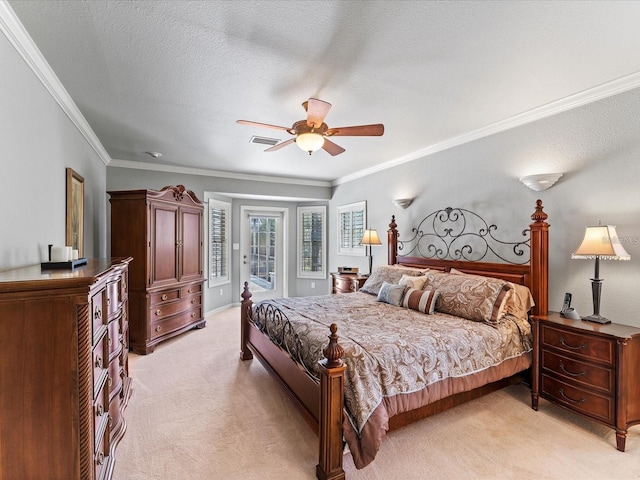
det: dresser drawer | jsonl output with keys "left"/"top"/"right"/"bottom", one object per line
{"left": 107, "top": 280, "right": 120, "bottom": 316}
{"left": 94, "top": 382, "right": 109, "bottom": 433}
{"left": 541, "top": 324, "right": 614, "bottom": 365}
{"left": 150, "top": 306, "right": 203, "bottom": 340}
{"left": 541, "top": 350, "right": 613, "bottom": 394}
{"left": 94, "top": 419, "right": 110, "bottom": 480}
{"left": 93, "top": 334, "right": 109, "bottom": 398}
{"left": 91, "top": 289, "right": 107, "bottom": 340}
{"left": 108, "top": 355, "right": 123, "bottom": 400}
{"left": 541, "top": 374, "right": 614, "bottom": 425}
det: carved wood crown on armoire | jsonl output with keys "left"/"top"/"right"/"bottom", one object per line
{"left": 108, "top": 185, "right": 206, "bottom": 354}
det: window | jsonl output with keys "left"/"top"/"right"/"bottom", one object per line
{"left": 209, "top": 199, "right": 231, "bottom": 287}
{"left": 337, "top": 201, "right": 366, "bottom": 256}
{"left": 297, "top": 206, "right": 326, "bottom": 279}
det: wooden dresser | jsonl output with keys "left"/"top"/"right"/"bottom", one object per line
{"left": 0, "top": 258, "right": 132, "bottom": 480}
{"left": 330, "top": 272, "right": 368, "bottom": 293}
{"left": 531, "top": 312, "right": 640, "bottom": 451}
{"left": 108, "top": 185, "right": 205, "bottom": 354}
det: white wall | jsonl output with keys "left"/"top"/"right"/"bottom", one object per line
{"left": 0, "top": 29, "right": 107, "bottom": 271}
{"left": 330, "top": 86, "right": 640, "bottom": 327}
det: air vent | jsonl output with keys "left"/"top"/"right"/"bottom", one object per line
{"left": 250, "top": 135, "right": 280, "bottom": 146}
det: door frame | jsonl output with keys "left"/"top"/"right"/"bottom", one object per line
{"left": 240, "top": 205, "right": 289, "bottom": 299}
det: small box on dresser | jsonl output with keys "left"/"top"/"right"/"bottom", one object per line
{"left": 531, "top": 312, "right": 640, "bottom": 451}
{"left": 0, "top": 258, "right": 132, "bottom": 480}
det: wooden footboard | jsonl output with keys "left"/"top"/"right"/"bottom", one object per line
{"left": 240, "top": 282, "right": 346, "bottom": 480}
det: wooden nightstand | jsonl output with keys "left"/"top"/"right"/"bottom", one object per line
{"left": 330, "top": 272, "right": 368, "bottom": 294}
{"left": 531, "top": 312, "right": 640, "bottom": 451}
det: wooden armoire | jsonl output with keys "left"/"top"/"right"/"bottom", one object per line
{"left": 108, "top": 185, "right": 206, "bottom": 354}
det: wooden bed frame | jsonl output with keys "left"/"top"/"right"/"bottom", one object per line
{"left": 240, "top": 200, "right": 549, "bottom": 480}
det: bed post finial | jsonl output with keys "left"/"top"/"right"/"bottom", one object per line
{"left": 531, "top": 199, "right": 548, "bottom": 223}
{"left": 240, "top": 281, "right": 254, "bottom": 361}
{"left": 388, "top": 215, "right": 398, "bottom": 265}
{"left": 317, "top": 323, "right": 346, "bottom": 480}
{"left": 322, "top": 324, "right": 344, "bottom": 369}
{"left": 529, "top": 199, "right": 549, "bottom": 316}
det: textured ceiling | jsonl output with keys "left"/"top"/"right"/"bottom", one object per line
{"left": 8, "top": 0, "right": 640, "bottom": 183}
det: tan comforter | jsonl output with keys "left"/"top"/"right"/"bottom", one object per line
{"left": 252, "top": 292, "right": 532, "bottom": 468}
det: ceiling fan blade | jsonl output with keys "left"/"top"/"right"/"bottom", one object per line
{"left": 305, "top": 98, "right": 332, "bottom": 128}
{"left": 264, "top": 138, "right": 296, "bottom": 152}
{"left": 322, "top": 139, "right": 345, "bottom": 156}
{"left": 325, "top": 124, "right": 384, "bottom": 137}
{"left": 237, "top": 119, "right": 290, "bottom": 132}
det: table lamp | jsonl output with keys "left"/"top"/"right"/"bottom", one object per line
{"left": 571, "top": 224, "right": 630, "bottom": 324}
{"left": 361, "top": 229, "right": 382, "bottom": 275}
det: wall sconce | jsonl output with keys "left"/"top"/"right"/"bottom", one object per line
{"left": 519, "top": 173, "right": 563, "bottom": 191}
{"left": 392, "top": 198, "right": 414, "bottom": 209}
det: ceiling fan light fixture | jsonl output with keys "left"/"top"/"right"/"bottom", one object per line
{"left": 296, "top": 132, "right": 324, "bottom": 155}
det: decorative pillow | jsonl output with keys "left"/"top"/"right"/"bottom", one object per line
{"left": 423, "top": 271, "right": 513, "bottom": 324}
{"left": 449, "top": 268, "right": 534, "bottom": 319}
{"left": 360, "top": 265, "right": 428, "bottom": 295}
{"left": 376, "top": 281, "right": 406, "bottom": 306}
{"left": 399, "top": 274, "right": 428, "bottom": 290}
{"left": 401, "top": 288, "right": 438, "bottom": 314}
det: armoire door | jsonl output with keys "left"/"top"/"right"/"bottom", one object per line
{"left": 150, "top": 202, "right": 179, "bottom": 286}
{"left": 179, "top": 206, "right": 203, "bottom": 282}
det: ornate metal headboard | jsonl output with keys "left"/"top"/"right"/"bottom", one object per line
{"left": 387, "top": 200, "right": 549, "bottom": 316}
{"left": 395, "top": 206, "right": 530, "bottom": 265}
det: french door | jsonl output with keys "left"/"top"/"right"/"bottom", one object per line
{"left": 240, "top": 206, "right": 287, "bottom": 302}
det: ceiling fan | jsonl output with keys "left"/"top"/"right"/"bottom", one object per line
{"left": 237, "top": 98, "right": 384, "bottom": 156}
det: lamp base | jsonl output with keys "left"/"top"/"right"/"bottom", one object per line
{"left": 581, "top": 314, "right": 611, "bottom": 325}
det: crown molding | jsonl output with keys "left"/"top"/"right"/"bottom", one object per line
{"left": 333, "top": 70, "right": 640, "bottom": 186}
{"left": 0, "top": 1, "right": 111, "bottom": 166}
{"left": 108, "top": 159, "right": 332, "bottom": 188}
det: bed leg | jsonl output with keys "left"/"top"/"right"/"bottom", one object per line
{"left": 240, "top": 281, "right": 254, "bottom": 361}
{"left": 316, "top": 324, "right": 346, "bottom": 480}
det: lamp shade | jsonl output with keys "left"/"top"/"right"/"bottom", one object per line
{"left": 296, "top": 132, "right": 325, "bottom": 154}
{"left": 572, "top": 225, "right": 630, "bottom": 260}
{"left": 361, "top": 229, "right": 382, "bottom": 246}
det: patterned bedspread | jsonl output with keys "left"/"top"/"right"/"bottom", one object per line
{"left": 251, "top": 292, "right": 532, "bottom": 435}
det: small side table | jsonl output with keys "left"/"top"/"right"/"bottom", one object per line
{"left": 330, "top": 272, "right": 368, "bottom": 294}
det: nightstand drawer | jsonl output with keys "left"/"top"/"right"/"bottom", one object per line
{"left": 541, "top": 374, "right": 614, "bottom": 425}
{"left": 541, "top": 324, "right": 614, "bottom": 365}
{"left": 541, "top": 350, "right": 613, "bottom": 394}
{"left": 334, "top": 276, "right": 358, "bottom": 292}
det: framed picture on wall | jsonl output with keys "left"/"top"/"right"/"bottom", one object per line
{"left": 65, "top": 167, "right": 84, "bottom": 257}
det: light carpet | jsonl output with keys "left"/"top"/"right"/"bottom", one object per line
{"left": 113, "top": 307, "right": 640, "bottom": 480}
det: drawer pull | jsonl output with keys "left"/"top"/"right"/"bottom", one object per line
{"left": 191, "top": 298, "right": 197, "bottom": 304}
{"left": 188, "top": 287, "right": 193, "bottom": 294}
{"left": 350, "top": 284, "right": 355, "bottom": 291}
{"left": 155, "top": 309, "right": 162, "bottom": 316}
{"left": 107, "top": 298, "right": 111, "bottom": 307}
{"left": 108, "top": 376, "right": 112, "bottom": 387}
{"left": 558, "top": 388, "right": 585, "bottom": 405}
{"left": 155, "top": 325, "right": 162, "bottom": 332}
{"left": 97, "top": 452, "right": 105, "bottom": 465}
{"left": 559, "top": 362, "right": 586, "bottom": 378}
{"left": 559, "top": 336, "right": 586, "bottom": 351}
{"left": 94, "top": 309, "right": 102, "bottom": 320}
{"left": 95, "top": 356, "right": 103, "bottom": 368}
{"left": 97, "top": 404, "right": 104, "bottom": 416}
{"left": 161, "top": 294, "right": 168, "bottom": 301}
{"left": 191, "top": 312, "right": 197, "bottom": 318}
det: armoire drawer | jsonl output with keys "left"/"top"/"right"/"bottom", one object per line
{"left": 150, "top": 307, "right": 203, "bottom": 340}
